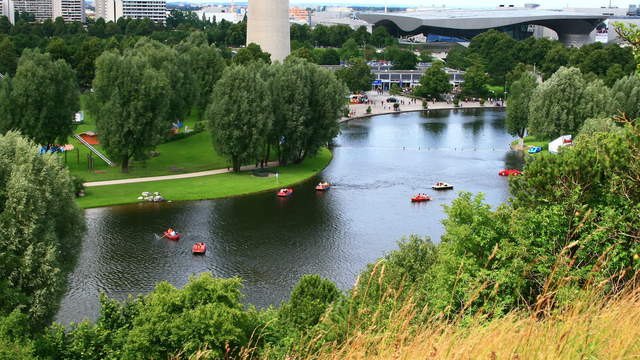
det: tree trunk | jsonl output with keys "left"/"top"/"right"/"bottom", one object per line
{"left": 121, "top": 156, "right": 130, "bottom": 173}
{"left": 519, "top": 136, "right": 524, "bottom": 148}
{"left": 232, "top": 156, "right": 241, "bottom": 173}
{"left": 264, "top": 144, "right": 271, "bottom": 168}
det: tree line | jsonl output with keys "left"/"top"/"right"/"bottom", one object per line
{"left": 207, "top": 58, "right": 346, "bottom": 172}
{"left": 506, "top": 66, "right": 640, "bottom": 141}
{"left": 446, "top": 29, "right": 636, "bottom": 87}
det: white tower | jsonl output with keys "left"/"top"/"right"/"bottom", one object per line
{"left": 247, "top": 0, "right": 291, "bottom": 63}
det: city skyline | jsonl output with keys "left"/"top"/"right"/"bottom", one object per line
{"left": 182, "top": 1, "right": 630, "bottom": 9}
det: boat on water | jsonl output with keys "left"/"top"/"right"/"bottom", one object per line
{"left": 277, "top": 188, "right": 294, "bottom": 197}
{"left": 164, "top": 230, "right": 180, "bottom": 241}
{"left": 432, "top": 182, "right": 454, "bottom": 190}
{"left": 499, "top": 169, "right": 522, "bottom": 176}
{"left": 411, "top": 194, "right": 432, "bottom": 202}
{"left": 192, "top": 242, "right": 206, "bottom": 254}
{"left": 315, "top": 182, "right": 331, "bottom": 191}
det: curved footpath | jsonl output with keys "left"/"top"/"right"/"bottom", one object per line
{"left": 84, "top": 161, "right": 281, "bottom": 187}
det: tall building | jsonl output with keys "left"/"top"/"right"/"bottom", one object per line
{"left": 12, "top": 0, "right": 53, "bottom": 21}
{"left": 95, "top": 0, "right": 167, "bottom": 23}
{"left": 53, "top": 0, "right": 84, "bottom": 22}
{"left": 7, "top": 0, "right": 83, "bottom": 23}
{"left": 0, "top": 0, "right": 15, "bottom": 24}
{"left": 247, "top": 0, "right": 290, "bottom": 62}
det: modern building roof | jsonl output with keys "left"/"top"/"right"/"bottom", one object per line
{"left": 359, "top": 8, "right": 607, "bottom": 46}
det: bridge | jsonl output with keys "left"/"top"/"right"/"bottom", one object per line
{"left": 359, "top": 8, "right": 607, "bottom": 47}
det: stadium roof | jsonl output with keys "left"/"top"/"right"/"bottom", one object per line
{"left": 359, "top": 8, "right": 606, "bottom": 45}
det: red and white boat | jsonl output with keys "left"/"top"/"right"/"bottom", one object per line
{"left": 164, "top": 230, "right": 180, "bottom": 241}
{"left": 192, "top": 242, "right": 206, "bottom": 254}
{"left": 411, "top": 194, "right": 432, "bottom": 202}
{"left": 277, "top": 188, "right": 294, "bottom": 197}
{"left": 315, "top": 182, "right": 331, "bottom": 191}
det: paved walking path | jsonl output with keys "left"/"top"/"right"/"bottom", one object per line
{"left": 84, "top": 161, "right": 280, "bottom": 187}
{"left": 341, "top": 91, "right": 504, "bottom": 122}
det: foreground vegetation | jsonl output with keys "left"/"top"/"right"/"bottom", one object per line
{"left": 1, "top": 116, "right": 637, "bottom": 358}
{"left": 76, "top": 148, "right": 332, "bottom": 208}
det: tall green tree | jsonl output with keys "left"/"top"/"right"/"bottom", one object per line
{"left": 0, "top": 37, "right": 17, "bottom": 76}
{"left": 370, "top": 26, "right": 395, "bottom": 48}
{"left": 177, "top": 32, "right": 226, "bottom": 111}
{"left": 234, "top": 42, "right": 271, "bottom": 64}
{"left": 335, "top": 58, "right": 374, "bottom": 93}
{"left": 299, "top": 65, "right": 346, "bottom": 162}
{"left": 0, "top": 132, "right": 85, "bottom": 327}
{"left": 506, "top": 72, "right": 537, "bottom": 142}
{"left": 413, "top": 61, "right": 452, "bottom": 100}
{"left": 134, "top": 39, "right": 195, "bottom": 123}
{"left": 206, "top": 62, "right": 272, "bottom": 172}
{"left": 461, "top": 65, "right": 489, "bottom": 98}
{"left": 6, "top": 50, "right": 79, "bottom": 145}
{"left": 92, "top": 50, "right": 172, "bottom": 172}
{"left": 612, "top": 74, "right": 640, "bottom": 119}
{"left": 528, "top": 67, "right": 616, "bottom": 139}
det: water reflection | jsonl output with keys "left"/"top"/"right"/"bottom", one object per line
{"left": 57, "top": 109, "right": 520, "bottom": 325}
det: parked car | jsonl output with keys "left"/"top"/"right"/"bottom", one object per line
{"left": 386, "top": 97, "right": 398, "bottom": 103}
{"left": 528, "top": 146, "right": 543, "bottom": 154}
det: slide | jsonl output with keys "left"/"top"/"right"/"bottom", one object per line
{"left": 74, "top": 134, "right": 114, "bottom": 167}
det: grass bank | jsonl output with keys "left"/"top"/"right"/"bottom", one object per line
{"left": 511, "top": 136, "right": 549, "bottom": 152}
{"left": 68, "top": 102, "right": 223, "bottom": 182}
{"left": 76, "top": 148, "right": 332, "bottom": 209}
{"left": 302, "top": 288, "right": 640, "bottom": 360}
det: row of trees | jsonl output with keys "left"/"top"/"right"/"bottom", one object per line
{"left": 207, "top": 58, "right": 347, "bottom": 171}
{"left": 90, "top": 34, "right": 226, "bottom": 172}
{"left": 2, "top": 115, "right": 638, "bottom": 359}
{"left": 506, "top": 66, "right": 639, "bottom": 141}
{"left": 446, "top": 30, "right": 636, "bottom": 86}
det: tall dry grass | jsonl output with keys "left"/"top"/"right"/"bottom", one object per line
{"left": 300, "top": 286, "right": 640, "bottom": 360}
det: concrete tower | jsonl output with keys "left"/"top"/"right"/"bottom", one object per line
{"left": 247, "top": 0, "right": 290, "bottom": 63}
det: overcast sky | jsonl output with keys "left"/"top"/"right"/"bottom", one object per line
{"left": 288, "top": 1, "right": 627, "bottom": 9}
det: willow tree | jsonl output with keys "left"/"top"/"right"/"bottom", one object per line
{"left": 528, "top": 67, "right": 616, "bottom": 139}
{"left": 5, "top": 49, "right": 79, "bottom": 145}
{"left": 176, "top": 32, "right": 226, "bottom": 111}
{"left": 506, "top": 72, "right": 537, "bottom": 146}
{"left": 612, "top": 74, "right": 640, "bottom": 119}
{"left": 92, "top": 50, "right": 171, "bottom": 172}
{"left": 0, "top": 132, "right": 85, "bottom": 327}
{"left": 206, "top": 62, "right": 272, "bottom": 172}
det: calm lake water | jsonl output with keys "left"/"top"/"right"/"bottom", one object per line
{"left": 57, "top": 109, "right": 522, "bottom": 324}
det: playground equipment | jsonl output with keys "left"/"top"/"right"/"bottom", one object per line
{"left": 74, "top": 134, "right": 114, "bottom": 167}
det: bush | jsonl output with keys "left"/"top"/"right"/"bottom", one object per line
{"left": 70, "top": 176, "right": 85, "bottom": 197}
{"left": 422, "top": 100, "right": 429, "bottom": 110}
{"left": 366, "top": 106, "right": 372, "bottom": 114}
{"left": 479, "top": 98, "right": 486, "bottom": 105}
{"left": 393, "top": 103, "right": 400, "bottom": 111}
{"left": 453, "top": 98, "right": 460, "bottom": 107}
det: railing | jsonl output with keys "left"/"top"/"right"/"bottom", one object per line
{"left": 73, "top": 135, "right": 115, "bottom": 167}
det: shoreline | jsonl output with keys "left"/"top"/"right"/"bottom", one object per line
{"left": 340, "top": 104, "right": 499, "bottom": 123}
{"left": 77, "top": 148, "right": 333, "bottom": 209}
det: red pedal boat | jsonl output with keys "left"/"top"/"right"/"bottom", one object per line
{"left": 411, "top": 194, "right": 432, "bottom": 202}
{"left": 192, "top": 242, "right": 206, "bottom": 254}
{"left": 499, "top": 169, "right": 522, "bottom": 176}
{"left": 277, "top": 188, "right": 293, "bottom": 197}
{"left": 315, "top": 182, "right": 331, "bottom": 191}
{"left": 164, "top": 230, "right": 180, "bottom": 241}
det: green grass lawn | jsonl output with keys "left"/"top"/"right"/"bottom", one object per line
{"left": 65, "top": 131, "right": 229, "bottom": 182}
{"left": 76, "top": 148, "right": 332, "bottom": 209}
{"left": 511, "top": 136, "right": 549, "bottom": 152}
{"left": 66, "top": 97, "right": 221, "bottom": 182}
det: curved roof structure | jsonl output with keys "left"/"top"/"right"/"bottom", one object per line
{"left": 359, "top": 9, "right": 606, "bottom": 46}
